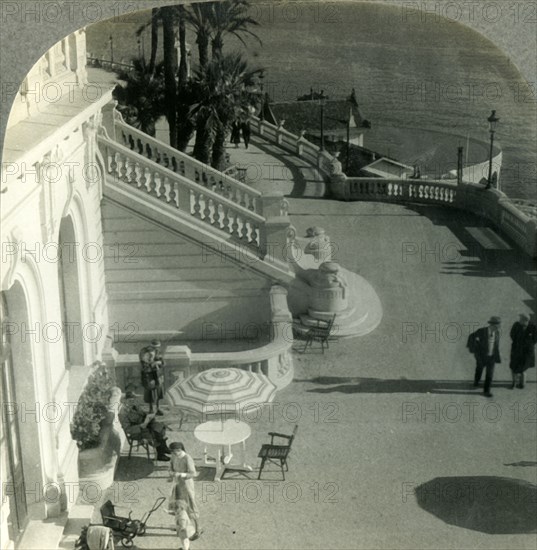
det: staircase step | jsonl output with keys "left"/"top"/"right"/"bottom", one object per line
{"left": 59, "top": 504, "right": 95, "bottom": 549}
{"left": 18, "top": 515, "right": 69, "bottom": 550}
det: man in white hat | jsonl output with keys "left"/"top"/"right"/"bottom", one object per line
{"left": 467, "top": 316, "right": 501, "bottom": 397}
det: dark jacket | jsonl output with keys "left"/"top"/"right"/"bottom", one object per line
{"left": 467, "top": 326, "right": 501, "bottom": 363}
{"left": 510, "top": 321, "right": 536, "bottom": 372}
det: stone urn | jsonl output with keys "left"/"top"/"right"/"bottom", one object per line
{"left": 308, "top": 261, "right": 348, "bottom": 315}
{"left": 304, "top": 227, "right": 331, "bottom": 262}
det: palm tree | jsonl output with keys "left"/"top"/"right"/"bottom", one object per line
{"left": 184, "top": 2, "right": 214, "bottom": 69}
{"left": 162, "top": 6, "right": 178, "bottom": 147}
{"left": 113, "top": 58, "right": 164, "bottom": 136}
{"left": 210, "top": 0, "right": 261, "bottom": 59}
{"left": 177, "top": 5, "right": 189, "bottom": 86}
{"left": 191, "top": 53, "right": 261, "bottom": 169}
{"left": 136, "top": 8, "right": 161, "bottom": 75}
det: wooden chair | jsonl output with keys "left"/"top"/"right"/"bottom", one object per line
{"left": 257, "top": 425, "right": 298, "bottom": 480}
{"left": 125, "top": 429, "right": 157, "bottom": 463}
{"left": 301, "top": 314, "right": 337, "bottom": 353}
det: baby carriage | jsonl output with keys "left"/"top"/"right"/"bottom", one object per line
{"left": 100, "top": 496, "right": 166, "bottom": 547}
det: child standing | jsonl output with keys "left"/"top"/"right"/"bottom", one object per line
{"left": 174, "top": 498, "right": 196, "bottom": 550}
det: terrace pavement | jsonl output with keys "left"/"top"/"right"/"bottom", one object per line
{"left": 64, "top": 136, "right": 536, "bottom": 550}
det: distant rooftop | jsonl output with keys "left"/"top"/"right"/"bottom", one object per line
{"left": 266, "top": 89, "right": 371, "bottom": 139}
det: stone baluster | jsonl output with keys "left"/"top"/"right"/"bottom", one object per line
{"left": 144, "top": 171, "right": 153, "bottom": 194}
{"left": 203, "top": 197, "right": 211, "bottom": 222}
{"left": 127, "top": 160, "right": 138, "bottom": 186}
{"left": 193, "top": 192, "right": 202, "bottom": 218}
{"left": 159, "top": 176, "right": 168, "bottom": 201}
{"left": 119, "top": 154, "right": 129, "bottom": 182}
{"left": 241, "top": 219, "right": 249, "bottom": 242}
{"left": 108, "top": 149, "right": 118, "bottom": 179}
{"left": 149, "top": 171, "right": 159, "bottom": 197}
{"left": 138, "top": 164, "right": 147, "bottom": 191}
{"left": 221, "top": 207, "right": 230, "bottom": 233}
{"left": 231, "top": 212, "right": 240, "bottom": 238}
{"left": 168, "top": 180, "right": 177, "bottom": 206}
{"left": 213, "top": 202, "right": 221, "bottom": 227}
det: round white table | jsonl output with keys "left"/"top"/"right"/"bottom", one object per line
{"left": 194, "top": 419, "right": 253, "bottom": 480}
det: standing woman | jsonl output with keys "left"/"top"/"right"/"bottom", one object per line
{"left": 168, "top": 442, "right": 203, "bottom": 540}
{"left": 509, "top": 314, "right": 537, "bottom": 389}
{"left": 139, "top": 346, "right": 164, "bottom": 414}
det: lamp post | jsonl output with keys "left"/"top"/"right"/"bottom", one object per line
{"left": 259, "top": 70, "right": 265, "bottom": 121}
{"left": 486, "top": 110, "right": 499, "bottom": 189}
{"left": 345, "top": 116, "right": 351, "bottom": 173}
{"left": 109, "top": 35, "right": 114, "bottom": 64}
{"left": 319, "top": 89, "right": 326, "bottom": 151}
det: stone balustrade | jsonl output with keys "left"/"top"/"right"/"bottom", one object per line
{"left": 250, "top": 116, "right": 333, "bottom": 179}
{"left": 333, "top": 176, "right": 536, "bottom": 258}
{"left": 98, "top": 134, "right": 266, "bottom": 253}
{"left": 113, "top": 111, "right": 263, "bottom": 215}
{"left": 102, "top": 286, "right": 294, "bottom": 391}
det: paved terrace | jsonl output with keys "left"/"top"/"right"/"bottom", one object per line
{"left": 64, "top": 137, "right": 536, "bottom": 550}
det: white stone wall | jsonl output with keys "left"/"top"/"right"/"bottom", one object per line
{"left": 1, "top": 31, "right": 110, "bottom": 548}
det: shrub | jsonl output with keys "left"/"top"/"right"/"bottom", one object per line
{"left": 70, "top": 363, "right": 115, "bottom": 451}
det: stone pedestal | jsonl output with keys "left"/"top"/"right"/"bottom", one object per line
{"left": 308, "top": 261, "right": 348, "bottom": 316}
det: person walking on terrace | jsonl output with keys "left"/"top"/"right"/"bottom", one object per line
{"left": 231, "top": 120, "right": 241, "bottom": 148}
{"left": 509, "top": 314, "right": 537, "bottom": 389}
{"left": 241, "top": 119, "right": 251, "bottom": 150}
{"left": 167, "top": 442, "right": 203, "bottom": 540}
{"left": 140, "top": 345, "right": 164, "bottom": 415}
{"left": 467, "top": 316, "right": 502, "bottom": 397}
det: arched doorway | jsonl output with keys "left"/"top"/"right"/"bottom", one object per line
{"left": 1, "top": 291, "right": 28, "bottom": 545}
{"left": 58, "top": 216, "right": 84, "bottom": 367}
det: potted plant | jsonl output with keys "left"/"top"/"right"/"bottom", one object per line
{"left": 71, "top": 363, "right": 115, "bottom": 451}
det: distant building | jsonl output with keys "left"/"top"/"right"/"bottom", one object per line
{"left": 263, "top": 89, "right": 371, "bottom": 148}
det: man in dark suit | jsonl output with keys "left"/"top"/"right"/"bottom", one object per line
{"left": 118, "top": 387, "right": 171, "bottom": 461}
{"left": 467, "top": 316, "right": 501, "bottom": 397}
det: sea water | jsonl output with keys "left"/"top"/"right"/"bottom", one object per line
{"left": 86, "top": 2, "right": 536, "bottom": 199}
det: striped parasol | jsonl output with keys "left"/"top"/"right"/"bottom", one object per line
{"left": 165, "top": 368, "right": 277, "bottom": 415}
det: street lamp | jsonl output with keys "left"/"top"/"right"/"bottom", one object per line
{"left": 486, "top": 110, "right": 499, "bottom": 189}
{"left": 109, "top": 35, "right": 114, "bottom": 64}
{"left": 259, "top": 70, "right": 265, "bottom": 121}
{"left": 319, "top": 89, "right": 326, "bottom": 151}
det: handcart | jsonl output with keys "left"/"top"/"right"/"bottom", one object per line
{"left": 100, "top": 496, "right": 166, "bottom": 547}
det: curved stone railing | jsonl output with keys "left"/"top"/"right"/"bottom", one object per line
{"left": 250, "top": 116, "right": 334, "bottom": 179}
{"left": 98, "top": 134, "right": 265, "bottom": 252}
{"left": 102, "top": 286, "right": 294, "bottom": 391}
{"left": 331, "top": 175, "right": 536, "bottom": 258}
{"left": 113, "top": 111, "right": 263, "bottom": 215}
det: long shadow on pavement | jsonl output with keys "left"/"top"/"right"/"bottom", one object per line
{"left": 296, "top": 375, "right": 534, "bottom": 395}
{"left": 251, "top": 138, "right": 324, "bottom": 198}
{"left": 415, "top": 476, "right": 537, "bottom": 534}
{"left": 406, "top": 205, "right": 536, "bottom": 313}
